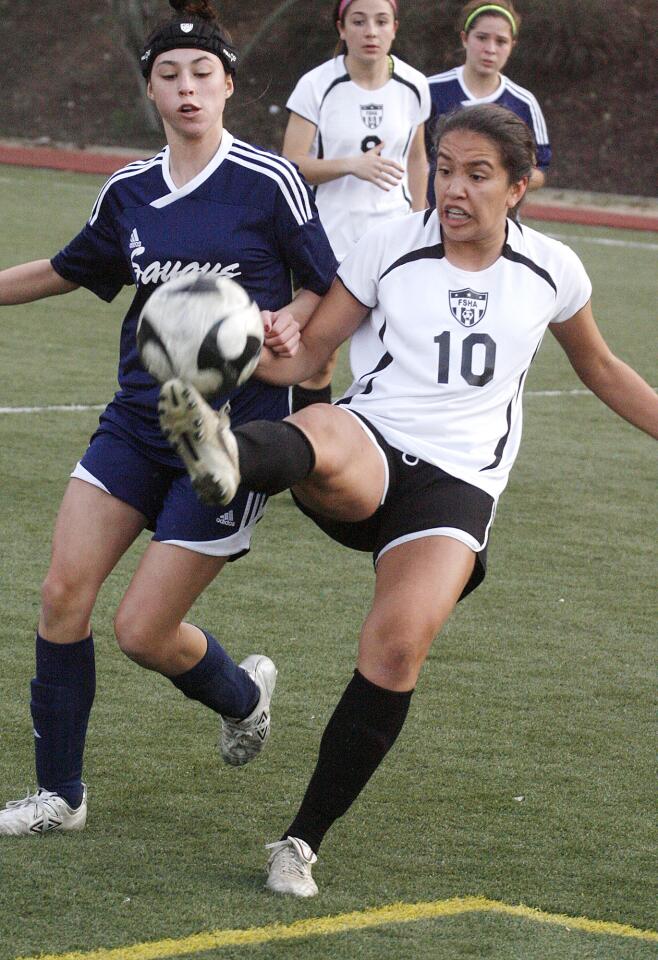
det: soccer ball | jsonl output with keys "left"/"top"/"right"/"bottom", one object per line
{"left": 136, "top": 274, "right": 264, "bottom": 396}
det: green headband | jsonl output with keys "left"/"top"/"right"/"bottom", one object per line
{"left": 463, "top": 4, "right": 517, "bottom": 36}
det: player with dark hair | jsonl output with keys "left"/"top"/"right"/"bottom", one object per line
{"left": 160, "top": 103, "right": 658, "bottom": 895}
{"left": 426, "top": 0, "right": 550, "bottom": 206}
{"left": 0, "top": 0, "right": 337, "bottom": 836}
{"left": 282, "top": 0, "right": 430, "bottom": 411}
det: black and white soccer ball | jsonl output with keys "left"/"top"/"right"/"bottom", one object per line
{"left": 136, "top": 274, "right": 264, "bottom": 396}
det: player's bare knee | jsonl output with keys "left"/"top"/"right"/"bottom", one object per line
{"left": 113, "top": 611, "right": 156, "bottom": 667}
{"left": 40, "top": 571, "right": 94, "bottom": 629}
{"left": 361, "top": 615, "right": 435, "bottom": 686}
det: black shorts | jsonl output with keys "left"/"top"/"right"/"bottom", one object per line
{"left": 293, "top": 415, "right": 496, "bottom": 600}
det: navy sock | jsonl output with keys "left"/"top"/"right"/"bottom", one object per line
{"left": 169, "top": 631, "right": 258, "bottom": 718}
{"left": 30, "top": 633, "right": 96, "bottom": 809}
{"left": 285, "top": 669, "right": 413, "bottom": 852}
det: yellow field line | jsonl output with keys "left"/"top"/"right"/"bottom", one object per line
{"left": 15, "top": 896, "right": 658, "bottom": 960}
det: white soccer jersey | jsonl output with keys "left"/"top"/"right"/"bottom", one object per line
{"left": 287, "top": 55, "right": 430, "bottom": 260}
{"left": 336, "top": 210, "right": 591, "bottom": 500}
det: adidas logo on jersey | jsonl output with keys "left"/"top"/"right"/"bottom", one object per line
{"left": 216, "top": 510, "right": 235, "bottom": 527}
{"left": 129, "top": 228, "right": 142, "bottom": 250}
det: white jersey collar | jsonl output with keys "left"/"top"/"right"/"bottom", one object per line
{"left": 154, "top": 130, "right": 234, "bottom": 208}
{"left": 457, "top": 65, "right": 506, "bottom": 104}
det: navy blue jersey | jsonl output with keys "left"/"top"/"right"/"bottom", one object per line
{"left": 52, "top": 132, "right": 337, "bottom": 465}
{"left": 425, "top": 66, "right": 551, "bottom": 206}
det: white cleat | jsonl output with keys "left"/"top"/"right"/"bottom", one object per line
{"left": 0, "top": 785, "right": 87, "bottom": 836}
{"left": 220, "top": 655, "right": 277, "bottom": 766}
{"left": 158, "top": 378, "right": 240, "bottom": 506}
{"left": 265, "top": 836, "right": 319, "bottom": 897}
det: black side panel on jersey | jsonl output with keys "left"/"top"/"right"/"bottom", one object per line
{"left": 379, "top": 243, "right": 445, "bottom": 281}
{"left": 391, "top": 71, "right": 422, "bottom": 108}
{"left": 480, "top": 337, "right": 542, "bottom": 471}
{"left": 502, "top": 244, "right": 557, "bottom": 294}
{"left": 319, "top": 73, "right": 351, "bottom": 109}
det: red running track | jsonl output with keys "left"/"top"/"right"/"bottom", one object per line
{"left": 1, "top": 142, "right": 656, "bottom": 232}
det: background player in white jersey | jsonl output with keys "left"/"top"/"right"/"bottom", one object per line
{"left": 425, "top": 0, "right": 550, "bottom": 207}
{"left": 282, "top": 0, "right": 430, "bottom": 410}
{"left": 160, "top": 104, "right": 658, "bottom": 896}
{"left": 0, "top": 0, "right": 337, "bottom": 837}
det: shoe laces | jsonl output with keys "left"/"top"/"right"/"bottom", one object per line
{"left": 5, "top": 788, "right": 59, "bottom": 812}
{"left": 266, "top": 837, "right": 317, "bottom": 875}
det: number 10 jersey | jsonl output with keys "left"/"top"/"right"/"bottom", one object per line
{"left": 336, "top": 209, "right": 592, "bottom": 501}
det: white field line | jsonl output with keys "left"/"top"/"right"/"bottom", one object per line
{"left": 0, "top": 390, "right": 615, "bottom": 415}
{"left": 546, "top": 231, "right": 658, "bottom": 251}
{"left": 0, "top": 403, "right": 105, "bottom": 414}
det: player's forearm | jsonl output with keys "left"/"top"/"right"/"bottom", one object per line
{"left": 255, "top": 340, "right": 330, "bottom": 386}
{"left": 407, "top": 126, "right": 429, "bottom": 211}
{"left": 407, "top": 155, "right": 429, "bottom": 211}
{"left": 283, "top": 289, "right": 322, "bottom": 329}
{"left": 579, "top": 355, "right": 658, "bottom": 439}
{"left": 290, "top": 154, "right": 358, "bottom": 186}
{"left": 0, "top": 259, "right": 78, "bottom": 304}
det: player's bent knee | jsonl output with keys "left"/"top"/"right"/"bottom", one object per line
{"left": 289, "top": 406, "right": 349, "bottom": 476}
{"left": 113, "top": 613, "right": 158, "bottom": 668}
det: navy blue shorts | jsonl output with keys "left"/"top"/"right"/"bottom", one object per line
{"left": 73, "top": 428, "right": 267, "bottom": 560}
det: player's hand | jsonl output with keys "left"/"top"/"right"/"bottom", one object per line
{"left": 262, "top": 309, "right": 301, "bottom": 358}
{"left": 351, "top": 143, "right": 404, "bottom": 191}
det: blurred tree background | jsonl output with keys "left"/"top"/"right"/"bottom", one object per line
{"left": 0, "top": 0, "right": 655, "bottom": 195}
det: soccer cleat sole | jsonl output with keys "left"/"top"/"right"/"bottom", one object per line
{"left": 158, "top": 379, "right": 240, "bottom": 506}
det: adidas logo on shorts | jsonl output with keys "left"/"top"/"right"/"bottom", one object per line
{"left": 216, "top": 510, "right": 235, "bottom": 527}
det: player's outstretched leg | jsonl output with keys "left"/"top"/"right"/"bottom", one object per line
{"left": 221, "top": 654, "right": 277, "bottom": 766}
{"left": 265, "top": 836, "right": 318, "bottom": 897}
{"left": 0, "top": 784, "right": 88, "bottom": 836}
{"left": 158, "top": 379, "right": 240, "bottom": 506}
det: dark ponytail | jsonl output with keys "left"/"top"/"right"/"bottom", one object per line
{"left": 169, "top": 0, "right": 218, "bottom": 20}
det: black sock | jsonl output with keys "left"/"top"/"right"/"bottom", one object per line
{"left": 284, "top": 669, "right": 413, "bottom": 853}
{"left": 234, "top": 420, "right": 315, "bottom": 495}
{"left": 291, "top": 383, "right": 332, "bottom": 412}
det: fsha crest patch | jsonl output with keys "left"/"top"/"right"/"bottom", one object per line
{"left": 360, "top": 103, "right": 383, "bottom": 129}
{"left": 449, "top": 288, "right": 488, "bottom": 327}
